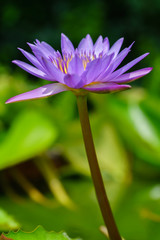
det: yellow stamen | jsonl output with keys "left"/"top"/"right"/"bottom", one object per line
{"left": 63, "top": 64, "right": 68, "bottom": 74}
{"left": 53, "top": 59, "right": 58, "bottom": 67}
{"left": 53, "top": 52, "right": 96, "bottom": 74}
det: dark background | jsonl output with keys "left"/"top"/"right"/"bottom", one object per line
{"left": 0, "top": 0, "right": 159, "bottom": 64}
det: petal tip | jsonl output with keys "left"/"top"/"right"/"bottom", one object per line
{"left": 17, "top": 47, "right": 25, "bottom": 54}
{"left": 61, "top": 33, "right": 74, "bottom": 54}
{"left": 27, "top": 42, "right": 35, "bottom": 49}
{"left": 145, "top": 52, "right": 150, "bottom": 56}
{"left": 5, "top": 98, "right": 14, "bottom": 104}
{"left": 120, "top": 84, "right": 132, "bottom": 90}
{"left": 118, "top": 37, "right": 124, "bottom": 44}
{"left": 147, "top": 67, "right": 153, "bottom": 72}
{"left": 86, "top": 34, "right": 93, "bottom": 42}
{"left": 61, "top": 33, "right": 69, "bottom": 42}
{"left": 61, "top": 33, "right": 66, "bottom": 37}
{"left": 12, "top": 60, "right": 17, "bottom": 64}
{"left": 129, "top": 41, "right": 135, "bottom": 49}
{"left": 35, "top": 39, "right": 40, "bottom": 44}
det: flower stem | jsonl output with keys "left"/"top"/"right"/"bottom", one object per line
{"left": 76, "top": 95, "right": 122, "bottom": 240}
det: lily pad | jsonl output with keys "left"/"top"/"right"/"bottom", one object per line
{"left": 0, "top": 208, "right": 19, "bottom": 231}
{"left": 108, "top": 94, "right": 160, "bottom": 168}
{"left": 0, "top": 109, "right": 57, "bottom": 170}
{"left": 1, "top": 226, "right": 77, "bottom": 240}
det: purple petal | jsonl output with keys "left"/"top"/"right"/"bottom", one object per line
{"left": 94, "top": 36, "right": 103, "bottom": 56}
{"left": 105, "top": 52, "right": 150, "bottom": 81}
{"left": 81, "top": 58, "right": 101, "bottom": 85}
{"left": 34, "top": 40, "right": 57, "bottom": 58}
{"left": 68, "top": 55, "right": 84, "bottom": 76}
{"left": 41, "top": 41, "right": 57, "bottom": 56}
{"left": 64, "top": 74, "right": 84, "bottom": 88}
{"left": 6, "top": 83, "right": 68, "bottom": 103}
{"left": 78, "top": 34, "right": 93, "bottom": 53}
{"left": 83, "top": 54, "right": 114, "bottom": 84}
{"left": 12, "top": 60, "right": 53, "bottom": 81}
{"left": 41, "top": 58, "right": 65, "bottom": 83}
{"left": 83, "top": 82, "right": 131, "bottom": 93}
{"left": 27, "top": 43, "right": 50, "bottom": 68}
{"left": 108, "top": 38, "right": 124, "bottom": 58}
{"left": 27, "top": 42, "right": 58, "bottom": 69}
{"left": 109, "top": 42, "right": 134, "bottom": 72}
{"left": 28, "top": 42, "right": 52, "bottom": 58}
{"left": 61, "top": 33, "right": 74, "bottom": 55}
{"left": 103, "top": 37, "right": 110, "bottom": 54}
{"left": 35, "top": 39, "right": 41, "bottom": 44}
{"left": 112, "top": 67, "right": 152, "bottom": 83}
{"left": 18, "top": 48, "right": 44, "bottom": 71}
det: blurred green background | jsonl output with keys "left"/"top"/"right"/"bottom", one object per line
{"left": 0, "top": 0, "right": 160, "bottom": 240}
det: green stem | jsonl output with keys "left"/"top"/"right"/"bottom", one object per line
{"left": 76, "top": 95, "right": 122, "bottom": 240}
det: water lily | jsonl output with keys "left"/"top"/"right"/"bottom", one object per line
{"left": 6, "top": 34, "right": 152, "bottom": 103}
{"left": 5, "top": 34, "right": 152, "bottom": 240}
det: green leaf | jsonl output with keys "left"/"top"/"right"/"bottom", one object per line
{"left": 116, "top": 181, "right": 160, "bottom": 240}
{"left": 63, "top": 117, "right": 129, "bottom": 182}
{"left": 2, "top": 226, "right": 77, "bottom": 240}
{"left": 108, "top": 93, "right": 160, "bottom": 168}
{"left": 0, "top": 109, "right": 57, "bottom": 170}
{"left": 0, "top": 180, "right": 106, "bottom": 240}
{"left": 0, "top": 208, "right": 19, "bottom": 231}
{"left": 61, "top": 115, "right": 130, "bottom": 208}
{"left": 128, "top": 104, "right": 160, "bottom": 149}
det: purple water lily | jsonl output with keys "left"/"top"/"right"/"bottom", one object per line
{"left": 6, "top": 34, "right": 152, "bottom": 103}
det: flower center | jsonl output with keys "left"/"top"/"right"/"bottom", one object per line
{"left": 78, "top": 50, "right": 97, "bottom": 69}
{"left": 51, "top": 50, "right": 103, "bottom": 74}
{"left": 51, "top": 53, "right": 73, "bottom": 74}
